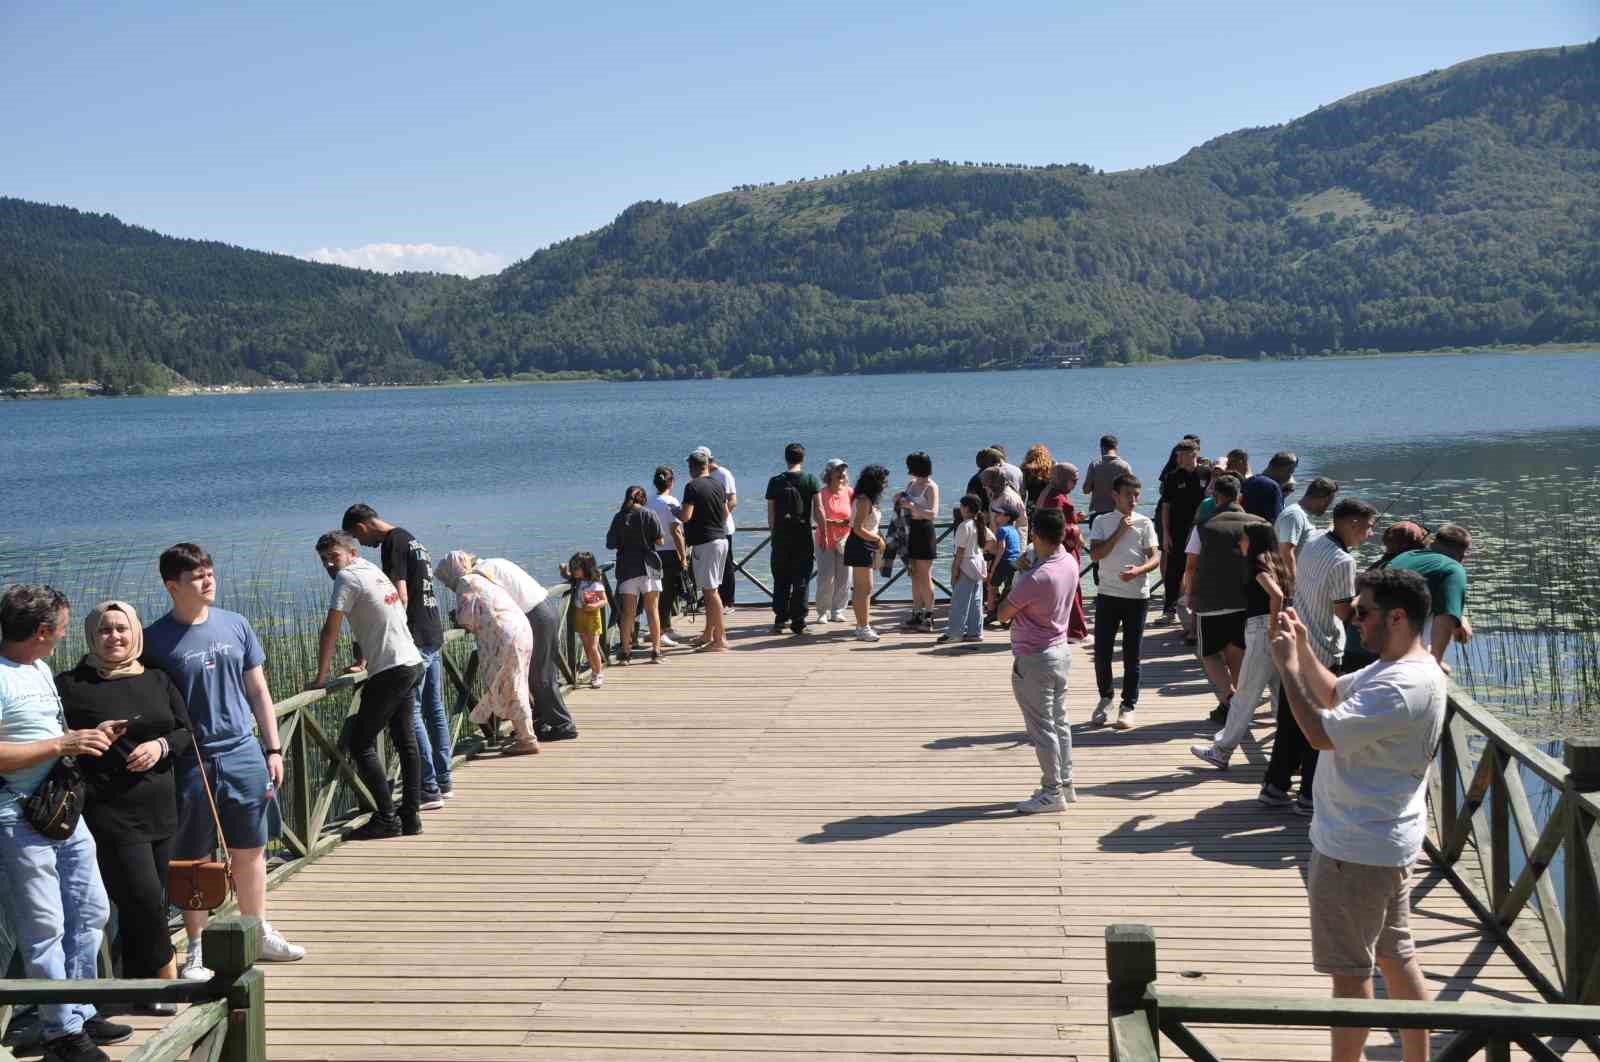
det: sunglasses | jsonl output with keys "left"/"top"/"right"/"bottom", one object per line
{"left": 1354, "top": 604, "right": 1387, "bottom": 620}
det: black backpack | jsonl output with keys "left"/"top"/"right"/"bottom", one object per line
{"left": 778, "top": 474, "right": 809, "bottom": 527}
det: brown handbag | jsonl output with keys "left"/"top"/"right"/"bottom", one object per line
{"left": 166, "top": 737, "right": 235, "bottom": 911}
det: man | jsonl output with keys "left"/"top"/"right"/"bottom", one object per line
{"left": 1388, "top": 523, "right": 1473, "bottom": 673}
{"left": 1260, "top": 498, "right": 1377, "bottom": 812}
{"left": 1242, "top": 451, "right": 1298, "bottom": 522}
{"left": 143, "top": 543, "right": 305, "bottom": 980}
{"left": 1183, "top": 476, "right": 1264, "bottom": 723}
{"left": 680, "top": 451, "right": 730, "bottom": 652}
{"left": 308, "top": 531, "right": 425, "bottom": 840}
{"left": 0, "top": 584, "right": 133, "bottom": 1062}
{"left": 692, "top": 447, "right": 739, "bottom": 611}
{"left": 1158, "top": 439, "right": 1205, "bottom": 624}
{"left": 998, "top": 509, "right": 1079, "bottom": 814}
{"left": 1225, "top": 449, "right": 1250, "bottom": 479}
{"left": 1082, "top": 434, "right": 1133, "bottom": 526}
{"left": 342, "top": 504, "right": 450, "bottom": 807}
{"left": 1088, "top": 475, "right": 1160, "bottom": 729}
{"left": 1268, "top": 567, "right": 1444, "bottom": 1062}
{"left": 1276, "top": 476, "right": 1339, "bottom": 585}
{"left": 765, "top": 442, "right": 821, "bottom": 635}
{"left": 991, "top": 444, "right": 1024, "bottom": 495}
{"left": 966, "top": 448, "right": 1003, "bottom": 513}
{"left": 470, "top": 556, "right": 578, "bottom": 741}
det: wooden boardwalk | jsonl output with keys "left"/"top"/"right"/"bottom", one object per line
{"left": 118, "top": 602, "right": 1575, "bottom": 1060}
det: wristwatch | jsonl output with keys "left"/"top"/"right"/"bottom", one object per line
{"left": 264, "top": 747, "right": 282, "bottom": 757}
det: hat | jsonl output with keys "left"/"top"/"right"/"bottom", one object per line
{"left": 689, "top": 446, "right": 713, "bottom": 461}
{"left": 993, "top": 497, "right": 1024, "bottom": 518}
{"left": 824, "top": 458, "right": 847, "bottom": 471}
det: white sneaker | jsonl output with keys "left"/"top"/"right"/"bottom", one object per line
{"left": 180, "top": 942, "right": 212, "bottom": 981}
{"left": 419, "top": 794, "right": 446, "bottom": 811}
{"left": 659, "top": 634, "right": 680, "bottom": 648}
{"left": 258, "top": 922, "right": 306, "bottom": 963}
{"left": 855, "top": 625, "right": 880, "bottom": 642}
{"left": 1190, "top": 743, "right": 1231, "bottom": 770}
{"left": 1090, "top": 696, "right": 1113, "bottom": 727}
{"left": 1112, "top": 708, "right": 1136, "bottom": 731}
{"left": 1015, "top": 789, "right": 1068, "bottom": 814}
{"left": 591, "top": 674, "right": 605, "bottom": 688}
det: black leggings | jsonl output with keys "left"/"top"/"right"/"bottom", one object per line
{"left": 348, "top": 663, "right": 424, "bottom": 819}
{"left": 658, "top": 551, "right": 684, "bottom": 628}
{"left": 96, "top": 834, "right": 176, "bottom": 977}
{"left": 1264, "top": 683, "right": 1320, "bottom": 797}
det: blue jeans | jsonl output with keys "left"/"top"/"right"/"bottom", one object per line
{"left": 945, "top": 574, "right": 983, "bottom": 638}
{"left": 411, "top": 647, "right": 451, "bottom": 792}
{"left": 0, "top": 817, "right": 109, "bottom": 1037}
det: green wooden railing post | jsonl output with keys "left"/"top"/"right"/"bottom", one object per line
{"left": 203, "top": 916, "right": 265, "bottom": 1062}
{"left": 290, "top": 710, "right": 314, "bottom": 851}
{"left": 1106, "top": 923, "right": 1160, "bottom": 1061}
{"left": 1566, "top": 738, "right": 1600, "bottom": 1004}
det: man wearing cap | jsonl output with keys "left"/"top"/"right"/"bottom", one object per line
{"left": 692, "top": 447, "right": 739, "bottom": 612}
{"left": 1243, "top": 451, "right": 1298, "bottom": 523}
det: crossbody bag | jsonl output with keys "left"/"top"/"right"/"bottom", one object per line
{"left": 167, "top": 736, "right": 234, "bottom": 911}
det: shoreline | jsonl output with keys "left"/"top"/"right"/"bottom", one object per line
{"left": 4, "top": 341, "right": 1595, "bottom": 400}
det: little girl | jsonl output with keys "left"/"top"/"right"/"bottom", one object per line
{"left": 562, "top": 552, "right": 610, "bottom": 688}
{"left": 938, "top": 494, "right": 990, "bottom": 644}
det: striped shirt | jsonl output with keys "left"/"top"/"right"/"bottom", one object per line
{"left": 1296, "top": 531, "right": 1356, "bottom": 665}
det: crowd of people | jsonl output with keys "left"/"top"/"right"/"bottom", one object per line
{"left": 0, "top": 435, "right": 1477, "bottom": 1062}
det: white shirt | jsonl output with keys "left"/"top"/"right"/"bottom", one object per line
{"left": 647, "top": 492, "right": 682, "bottom": 553}
{"left": 1296, "top": 531, "right": 1356, "bottom": 665}
{"left": 332, "top": 557, "right": 423, "bottom": 674}
{"left": 710, "top": 466, "right": 737, "bottom": 534}
{"left": 1090, "top": 511, "right": 1158, "bottom": 599}
{"left": 1275, "top": 503, "right": 1315, "bottom": 556}
{"left": 1312, "top": 655, "right": 1447, "bottom": 866}
{"left": 953, "top": 519, "right": 987, "bottom": 581}
{"left": 477, "top": 557, "right": 549, "bottom": 613}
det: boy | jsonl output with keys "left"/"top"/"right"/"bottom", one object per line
{"left": 984, "top": 508, "right": 1022, "bottom": 626}
{"left": 143, "top": 544, "right": 305, "bottom": 979}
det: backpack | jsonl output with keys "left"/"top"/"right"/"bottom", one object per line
{"left": 778, "top": 474, "right": 809, "bottom": 527}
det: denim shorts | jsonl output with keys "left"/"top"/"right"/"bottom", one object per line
{"left": 174, "top": 740, "right": 272, "bottom": 857}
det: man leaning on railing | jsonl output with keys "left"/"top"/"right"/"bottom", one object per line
{"left": 1270, "top": 566, "right": 1446, "bottom": 1062}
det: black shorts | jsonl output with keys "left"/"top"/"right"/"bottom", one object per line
{"left": 989, "top": 557, "right": 1016, "bottom": 588}
{"left": 1199, "top": 611, "right": 1247, "bottom": 657}
{"left": 906, "top": 519, "right": 937, "bottom": 561}
{"left": 843, "top": 532, "right": 877, "bottom": 569}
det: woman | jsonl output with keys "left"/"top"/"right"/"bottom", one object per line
{"left": 894, "top": 452, "right": 939, "bottom": 633}
{"left": 54, "top": 600, "right": 192, "bottom": 1010}
{"left": 938, "top": 495, "right": 990, "bottom": 644}
{"left": 1032, "top": 463, "right": 1089, "bottom": 641}
{"left": 1341, "top": 520, "right": 1430, "bottom": 671}
{"left": 646, "top": 466, "right": 686, "bottom": 647}
{"left": 433, "top": 552, "right": 540, "bottom": 755}
{"left": 844, "top": 464, "right": 890, "bottom": 642}
{"left": 812, "top": 459, "right": 854, "bottom": 624}
{"left": 1020, "top": 444, "right": 1054, "bottom": 515}
{"left": 980, "top": 466, "right": 1029, "bottom": 540}
{"left": 607, "top": 485, "right": 666, "bottom": 664}
{"left": 1190, "top": 524, "right": 1291, "bottom": 770}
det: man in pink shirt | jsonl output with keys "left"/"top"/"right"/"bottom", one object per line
{"left": 997, "top": 508, "right": 1079, "bottom": 813}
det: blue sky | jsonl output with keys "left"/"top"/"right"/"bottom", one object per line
{"left": 3, "top": 1, "right": 1595, "bottom": 276}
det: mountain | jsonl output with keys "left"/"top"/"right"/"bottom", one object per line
{"left": 3, "top": 42, "right": 1598, "bottom": 389}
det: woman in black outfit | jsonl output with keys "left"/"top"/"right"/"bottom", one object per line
{"left": 55, "top": 600, "right": 192, "bottom": 1012}
{"left": 606, "top": 485, "right": 666, "bottom": 663}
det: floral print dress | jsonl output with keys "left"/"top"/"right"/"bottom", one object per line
{"left": 454, "top": 572, "right": 535, "bottom": 736}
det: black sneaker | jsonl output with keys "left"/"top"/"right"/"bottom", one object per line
{"left": 536, "top": 727, "right": 579, "bottom": 742}
{"left": 346, "top": 814, "right": 401, "bottom": 840}
{"left": 790, "top": 620, "right": 806, "bottom": 635}
{"left": 83, "top": 1019, "right": 131, "bottom": 1047}
{"left": 401, "top": 814, "right": 424, "bottom": 836}
{"left": 1208, "top": 702, "right": 1230, "bottom": 725}
{"left": 42, "top": 1032, "right": 108, "bottom": 1062}
{"left": 772, "top": 622, "right": 786, "bottom": 634}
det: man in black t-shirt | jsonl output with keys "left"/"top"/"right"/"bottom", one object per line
{"left": 1158, "top": 441, "right": 1206, "bottom": 625}
{"left": 764, "top": 442, "right": 821, "bottom": 635}
{"left": 342, "top": 504, "right": 451, "bottom": 803}
{"left": 678, "top": 454, "right": 730, "bottom": 651}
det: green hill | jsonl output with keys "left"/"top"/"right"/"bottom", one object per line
{"left": 3, "top": 41, "right": 1598, "bottom": 387}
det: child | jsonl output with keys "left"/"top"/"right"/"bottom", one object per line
{"left": 938, "top": 495, "right": 989, "bottom": 644}
{"left": 985, "top": 507, "right": 1023, "bottom": 627}
{"left": 561, "top": 552, "right": 610, "bottom": 688}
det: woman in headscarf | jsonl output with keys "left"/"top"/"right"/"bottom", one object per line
{"left": 433, "top": 552, "right": 540, "bottom": 756}
{"left": 55, "top": 600, "right": 193, "bottom": 1010}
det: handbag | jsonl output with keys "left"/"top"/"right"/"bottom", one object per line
{"left": 167, "top": 737, "right": 234, "bottom": 911}
{"left": 23, "top": 758, "right": 86, "bottom": 840}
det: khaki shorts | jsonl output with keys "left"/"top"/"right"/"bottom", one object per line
{"left": 1308, "top": 849, "right": 1415, "bottom": 976}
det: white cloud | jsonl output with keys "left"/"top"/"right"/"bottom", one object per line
{"left": 300, "top": 242, "right": 509, "bottom": 278}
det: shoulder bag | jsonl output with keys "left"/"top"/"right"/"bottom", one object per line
{"left": 167, "top": 736, "right": 234, "bottom": 911}
{"left": 15, "top": 693, "right": 86, "bottom": 840}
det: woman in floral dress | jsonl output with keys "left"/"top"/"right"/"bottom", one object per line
{"left": 433, "top": 551, "right": 539, "bottom": 755}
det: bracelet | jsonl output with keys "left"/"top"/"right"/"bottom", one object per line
{"left": 264, "top": 748, "right": 282, "bottom": 757}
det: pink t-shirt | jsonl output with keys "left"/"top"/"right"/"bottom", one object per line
{"left": 815, "top": 486, "right": 856, "bottom": 551}
{"left": 1007, "top": 546, "right": 1080, "bottom": 655}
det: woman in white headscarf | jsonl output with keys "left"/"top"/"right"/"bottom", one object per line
{"left": 433, "top": 552, "right": 539, "bottom": 756}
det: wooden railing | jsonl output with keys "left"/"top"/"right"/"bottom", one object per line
{"left": 1105, "top": 923, "right": 1600, "bottom": 1062}
{"left": 0, "top": 918, "right": 265, "bottom": 1062}
{"left": 1427, "top": 688, "right": 1600, "bottom": 1005}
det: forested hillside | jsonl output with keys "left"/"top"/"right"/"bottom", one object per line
{"left": 3, "top": 42, "right": 1597, "bottom": 388}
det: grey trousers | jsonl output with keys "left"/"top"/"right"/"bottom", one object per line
{"left": 1012, "top": 641, "right": 1074, "bottom": 794}
{"left": 526, "top": 598, "right": 576, "bottom": 734}
{"left": 813, "top": 549, "right": 851, "bottom": 616}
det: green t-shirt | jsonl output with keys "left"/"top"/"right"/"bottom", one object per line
{"left": 1388, "top": 549, "right": 1468, "bottom": 620}
{"left": 765, "top": 470, "right": 822, "bottom": 544}
{"left": 1193, "top": 497, "right": 1218, "bottom": 527}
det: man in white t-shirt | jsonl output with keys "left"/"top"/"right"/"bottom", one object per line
{"left": 693, "top": 446, "right": 740, "bottom": 610}
{"left": 1269, "top": 566, "right": 1445, "bottom": 1062}
{"left": 1087, "top": 474, "right": 1159, "bottom": 729}
{"left": 310, "top": 531, "right": 424, "bottom": 840}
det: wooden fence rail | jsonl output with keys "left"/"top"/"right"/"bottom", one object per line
{"left": 1105, "top": 924, "right": 1600, "bottom": 1062}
